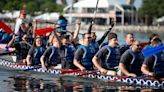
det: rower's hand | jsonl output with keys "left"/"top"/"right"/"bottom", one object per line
{"left": 80, "top": 67, "right": 86, "bottom": 71}
{"left": 148, "top": 72, "right": 155, "bottom": 76}
{"left": 99, "top": 68, "right": 108, "bottom": 74}
{"left": 127, "top": 73, "right": 137, "bottom": 77}
{"left": 42, "top": 66, "right": 47, "bottom": 70}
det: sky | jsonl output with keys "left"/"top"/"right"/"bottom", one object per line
{"left": 61, "top": 0, "right": 143, "bottom": 9}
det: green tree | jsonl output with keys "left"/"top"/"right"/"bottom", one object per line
{"left": 40, "top": 1, "right": 64, "bottom": 13}
{"left": 26, "top": 1, "right": 40, "bottom": 15}
{"left": 139, "top": 0, "right": 164, "bottom": 25}
{"left": 1, "top": 0, "right": 64, "bottom": 15}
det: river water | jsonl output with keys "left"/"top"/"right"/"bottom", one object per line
{"left": 0, "top": 31, "right": 164, "bottom": 92}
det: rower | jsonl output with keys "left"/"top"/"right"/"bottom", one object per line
{"left": 26, "top": 37, "right": 45, "bottom": 66}
{"left": 14, "top": 10, "right": 31, "bottom": 43}
{"left": 144, "top": 34, "right": 161, "bottom": 49}
{"left": 73, "top": 33, "right": 96, "bottom": 70}
{"left": 120, "top": 33, "right": 134, "bottom": 55}
{"left": 141, "top": 37, "right": 164, "bottom": 78}
{"left": 92, "top": 33, "right": 120, "bottom": 75}
{"left": 60, "top": 34, "right": 77, "bottom": 69}
{"left": 14, "top": 34, "right": 31, "bottom": 63}
{"left": 90, "top": 32, "right": 99, "bottom": 52}
{"left": 40, "top": 30, "right": 62, "bottom": 70}
{"left": 119, "top": 40, "right": 143, "bottom": 77}
{"left": 57, "top": 15, "right": 68, "bottom": 34}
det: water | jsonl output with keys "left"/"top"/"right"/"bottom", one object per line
{"left": 0, "top": 31, "right": 164, "bottom": 92}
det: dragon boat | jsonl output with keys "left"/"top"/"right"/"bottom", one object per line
{"left": 0, "top": 57, "right": 163, "bottom": 88}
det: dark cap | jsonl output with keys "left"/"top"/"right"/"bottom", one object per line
{"left": 108, "top": 33, "right": 117, "bottom": 40}
{"left": 20, "top": 9, "right": 27, "bottom": 14}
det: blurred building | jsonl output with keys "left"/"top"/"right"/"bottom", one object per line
{"left": 64, "top": 0, "right": 136, "bottom": 25}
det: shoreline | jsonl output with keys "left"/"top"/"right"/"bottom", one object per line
{"left": 78, "top": 25, "right": 164, "bottom": 33}
{"left": 3, "top": 22, "right": 164, "bottom": 33}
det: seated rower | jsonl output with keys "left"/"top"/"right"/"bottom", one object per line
{"left": 141, "top": 37, "right": 164, "bottom": 78}
{"left": 92, "top": 33, "right": 120, "bottom": 75}
{"left": 119, "top": 40, "right": 143, "bottom": 77}
{"left": 73, "top": 33, "right": 96, "bottom": 71}
{"left": 40, "top": 30, "right": 62, "bottom": 70}
{"left": 26, "top": 37, "right": 45, "bottom": 66}
{"left": 60, "top": 34, "right": 77, "bottom": 69}
{"left": 13, "top": 34, "right": 31, "bottom": 63}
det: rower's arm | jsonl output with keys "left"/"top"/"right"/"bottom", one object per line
{"left": 97, "top": 30, "right": 110, "bottom": 45}
{"left": 141, "top": 64, "right": 153, "bottom": 75}
{"left": 40, "top": 56, "right": 46, "bottom": 69}
{"left": 26, "top": 55, "right": 32, "bottom": 65}
{"left": 92, "top": 56, "right": 106, "bottom": 72}
{"left": 73, "top": 48, "right": 85, "bottom": 71}
{"left": 141, "top": 56, "right": 155, "bottom": 76}
{"left": 32, "top": 19, "right": 37, "bottom": 38}
{"left": 73, "top": 22, "right": 81, "bottom": 39}
{"left": 73, "top": 59, "right": 85, "bottom": 71}
{"left": 119, "top": 63, "right": 130, "bottom": 75}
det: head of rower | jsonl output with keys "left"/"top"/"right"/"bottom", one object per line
{"left": 150, "top": 36, "right": 161, "bottom": 47}
{"left": 91, "top": 32, "right": 97, "bottom": 42}
{"left": 34, "top": 37, "right": 43, "bottom": 47}
{"left": 61, "top": 34, "right": 70, "bottom": 46}
{"left": 131, "top": 40, "right": 142, "bottom": 53}
{"left": 108, "top": 32, "right": 118, "bottom": 48}
{"left": 83, "top": 33, "right": 92, "bottom": 46}
{"left": 125, "top": 33, "right": 134, "bottom": 46}
{"left": 19, "top": 9, "right": 27, "bottom": 19}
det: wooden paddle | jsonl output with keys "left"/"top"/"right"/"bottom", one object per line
{"left": 10, "top": 63, "right": 26, "bottom": 66}
{"left": 61, "top": 69, "right": 81, "bottom": 74}
{"left": 77, "top": 70, "right": 98, "bottom": 77}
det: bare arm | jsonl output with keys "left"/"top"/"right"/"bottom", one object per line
{"left": 92, "top": 56, "right": 107, "bottom": 73}
{"left": 26, "top": 55, "right": 32, "bottom": 65}
{"left": 40, "top": 56, "right": 47, "bottom": 70}
{"left": 141, "top": 64, "right": 154, "bottom": 75}
{"left": 73, "top": 59, "right": 85, "bottom": 71}
{"left": 73, "top": 22, "right": 81, "bottom": 39}
{"left": 32, "top": 19, "right": 37, "bottom": 38}
{"left": 119, "top": 63, "right": 136, "bottom": 77}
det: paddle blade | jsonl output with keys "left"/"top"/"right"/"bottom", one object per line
{"left": 35, "top": 27, "right": 55, "bottom": 35}
{"left": 0, "top": 21, "right": 13, "bottom": 34}
{"left": 142, "top": 45, "right": 164, "bottom": 57}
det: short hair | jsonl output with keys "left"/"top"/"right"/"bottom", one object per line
{"left": 125, "top": 33, "right": 133, "bottom": 38}
{"left": 108, "top": 32, "right": 117, "bottom": 40}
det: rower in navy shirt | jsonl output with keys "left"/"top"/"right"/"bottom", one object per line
{"left": 119, "top": 40, "right": 143, "bottom": 77}
{"left": 74, "top": 33, "right": 96, "bottom": 70}
{"left": 92, "top": 33, "right": 120, "bottom": 75}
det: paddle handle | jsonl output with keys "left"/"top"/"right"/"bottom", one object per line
{"left": 77, "top": 70, "right": 98, "bottom": 77}
{"left": 61, "top": 69, "right": 81, "bottom": 74}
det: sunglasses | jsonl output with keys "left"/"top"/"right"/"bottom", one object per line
{"left": 85, "top": 37, "right": 92, "bottom": 39}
